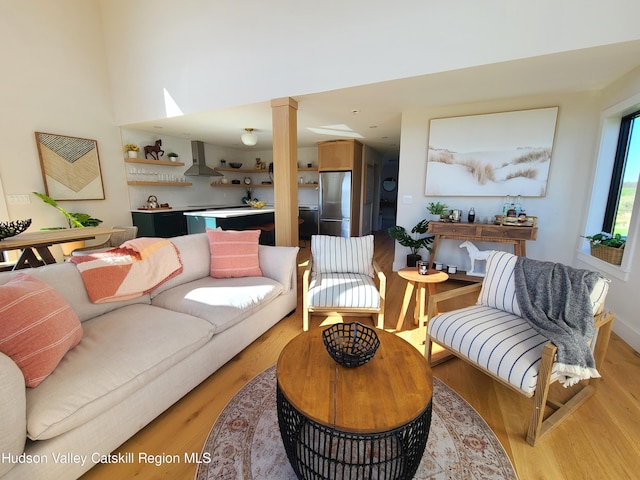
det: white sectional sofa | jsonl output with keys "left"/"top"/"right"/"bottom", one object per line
{"left": 0, "top": 232, "right": 299, "bottom": 480}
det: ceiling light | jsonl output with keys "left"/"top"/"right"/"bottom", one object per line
{"left": 241, "top": 128, "right": 258, "bottom": 146}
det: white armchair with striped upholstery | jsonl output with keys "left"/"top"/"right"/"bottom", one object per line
{"left": 425, "top": 250, "right": 614, "bottom": 445}
{"left": 302, "top": 235, "right": 386, "bottom": 331}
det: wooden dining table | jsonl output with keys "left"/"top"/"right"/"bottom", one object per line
{"left": 0, "top": 226, "right": 126, "bottom": 270}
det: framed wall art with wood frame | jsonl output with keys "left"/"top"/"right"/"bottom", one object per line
{"left": 35, "top": 132, "right": 105, "bottom": 200}
{"left": 424, "top": 107, "right": 558, "bottom": 197}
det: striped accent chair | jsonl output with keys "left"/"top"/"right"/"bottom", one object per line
{"left": 425, "top": 250, "right": 614, "bottom": 445}
{"left": 302, "top": 235, "right": 386, "bottom": 331}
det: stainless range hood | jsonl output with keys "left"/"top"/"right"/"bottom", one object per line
{"left": 184, "top": 140, "right": 222, "bottom": 176}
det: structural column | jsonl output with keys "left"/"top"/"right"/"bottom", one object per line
{"left": 271, "top": 97, "right": 299, "bottom": 247}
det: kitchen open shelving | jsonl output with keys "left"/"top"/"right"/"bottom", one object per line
{"left": 127, "top": 181, "right": 192, "bottom": 186}
{"left": 210, "top": 182, "right": 317, "bottom": 188}
{"left": 215, "top": 167, "right": 318, "bottom": 173}
{"left": 125, "top": 158, "right": 185, "bottom": 167}
{"left": 212, "top": 165, "right": 318, "bottom": 188}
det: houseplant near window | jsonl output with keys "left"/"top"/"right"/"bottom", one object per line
{"left": 583, "top": 232, "right": 626, "bottom": 265}
{"left": 388, "top": 219, "right": 433, "bottom": 267}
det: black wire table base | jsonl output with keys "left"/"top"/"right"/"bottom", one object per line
{"left": 277, "top": 383, "right": 432, "bottom": 480}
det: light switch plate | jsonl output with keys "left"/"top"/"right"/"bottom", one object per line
{"left": 402, "top": 195, "right": 413, "bottom": 204}
{"left": 7, "top": 194, "right": 31, "bottom": 204}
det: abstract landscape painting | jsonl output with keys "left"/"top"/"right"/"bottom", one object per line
{"left": 425, "top": 107, "right": 558, "bottom": 197}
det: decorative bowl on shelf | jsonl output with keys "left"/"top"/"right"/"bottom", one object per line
{"left": 322, "top": 322, "right": 380, "bottom": 368}
{"left": 0, "top": 219, "right": 32, "bottom": 240}
{"left": 229, "top": 162, "right": 243, "bottom": 169}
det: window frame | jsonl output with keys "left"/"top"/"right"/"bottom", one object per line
{"left": 579, "top": 93, "right": 640, "bottom": 281}
{"left": 602, "top": 110, "right": 640, "bottom": 234}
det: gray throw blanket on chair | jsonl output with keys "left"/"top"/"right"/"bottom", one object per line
{"left": 513, "top": 257, "right": 601, "bottom": 387}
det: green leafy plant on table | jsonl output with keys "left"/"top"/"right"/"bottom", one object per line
{"left": 427, "top": 201, "right": 448, "bottom": 216}
{"left": 33, "top": 192, "right": 103, "bottom": 228}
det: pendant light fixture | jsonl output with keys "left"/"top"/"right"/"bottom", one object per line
{"left": 241, "top": 128, "right": 258, "bottom": 146}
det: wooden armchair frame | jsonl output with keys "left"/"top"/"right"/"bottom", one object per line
{"left": 302, "top": 256, "right": 386, "bottom": 331}
{"left": 425, "top": 283, "right": 615, "bottom": 445}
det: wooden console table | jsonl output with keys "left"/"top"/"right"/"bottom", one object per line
{"left": 428, "top": 222, "right": 538, "bottom": 282}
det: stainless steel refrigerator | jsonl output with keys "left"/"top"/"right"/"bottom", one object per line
{"left": 319, "top": 171, "right": 351, "bottom": 237}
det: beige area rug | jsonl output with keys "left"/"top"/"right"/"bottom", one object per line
{"left": 196, "top": 366, "right": 517, "bottom": 480}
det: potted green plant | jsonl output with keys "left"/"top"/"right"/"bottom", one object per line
{"left": 33, "top": 192, "right": 103, "bottom": 228}
{"left": 167, "top": 152, "right": 179, "bottom": 161}
{"left": 387, "top": 219, "right": 433, "bottom": 267}
{"left": 583, "top": 232, "right": 626, "bottom": 265}
{"left": 427, "top": 201, "right": 448, "bottom": 221}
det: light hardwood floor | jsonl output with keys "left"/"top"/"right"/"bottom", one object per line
{"left": 81, "top": 233, "right": 640, "bottom": 480}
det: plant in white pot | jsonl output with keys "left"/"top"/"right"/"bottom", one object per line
{"left": 427, "top": 201, "right": 448, "bottom": 221}
{"left": 167, "top": 152, "right": 179, "bottom": 161}
{"left": 387, "top": 219, "right": 433, "bottom": 267}
{"left": 124, "top": 144, "right": 139, "bottom": 158}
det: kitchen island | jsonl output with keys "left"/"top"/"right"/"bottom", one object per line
{"left": 184, "top": 207, "right": 275, "bottom": 237}
{"left": 131, "top": 204, "right": 248, "bottom": 238}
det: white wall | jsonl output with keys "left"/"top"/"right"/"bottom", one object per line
{"left": 0, "top": 0, "right": 131, "bottom": 249}
{"left": 394, "top": 91, "right": 602, "bottom": 269}
{"left": 98, "top": 0, "right": 640, "bottom": 126}
{"left": 575, "top": 66, "right": 640, "bottom": 352}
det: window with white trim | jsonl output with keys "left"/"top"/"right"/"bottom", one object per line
{"left": 603, "top": 110, "right": 640, "bottom": 238}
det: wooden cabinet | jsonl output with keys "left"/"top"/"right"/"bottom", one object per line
{"left": 318, "top": 140, "right": 363, "bottom": 171}
{"left": 427, "top": 222, "right": 538, "bottom": 281}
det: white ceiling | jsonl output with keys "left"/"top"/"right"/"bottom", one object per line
{"left": 123, "top": 41, "right": 640, "bottom": 156}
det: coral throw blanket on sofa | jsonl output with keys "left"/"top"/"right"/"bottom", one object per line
{"left": 69, "top": 237, "right": 182, "bottom": 303}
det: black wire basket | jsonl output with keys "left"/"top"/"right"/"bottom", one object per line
{"left": 0, "top": 219, "right": 31, "bottom": 241}
{"left": 322, "top": 322, "right": 380, "bottom": 368}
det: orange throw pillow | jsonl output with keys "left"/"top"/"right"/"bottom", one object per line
{"left": 0, "top": 274, "right": 82, "bottom": 387}
{"left": 207, "top": 228, "right": 263, "bottom": 278}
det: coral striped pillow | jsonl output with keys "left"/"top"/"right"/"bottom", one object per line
{"left": 0, "top": 274, "right": 82, "bottom": 387}
{"left": 207, "top": 228, "right": 263, "bottom": 278}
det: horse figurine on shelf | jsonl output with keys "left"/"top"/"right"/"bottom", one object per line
{"left": 459, "top": 241, "right": 491, "bottom": 277}
{"left": 144, "top": 139, "right": 164, "bottom": 160}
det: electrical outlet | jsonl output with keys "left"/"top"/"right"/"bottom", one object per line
{"left": 402, "top": 195, "right": 413, "bottom": 204}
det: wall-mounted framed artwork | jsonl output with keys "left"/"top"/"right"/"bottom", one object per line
{"left": 35, "top": 132, "right": 105, "bottom": 200}
{"left": 424, "top": 107, "right": 559, "bottom": 197}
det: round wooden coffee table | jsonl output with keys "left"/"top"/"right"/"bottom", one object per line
{"left": 395, "top": 267, "right": 449, "bottom": 331}
{"left": 276, "top": 327, "right": 433, "bottom": 480}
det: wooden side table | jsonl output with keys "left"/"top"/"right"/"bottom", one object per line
{"left": 396, "top": 267, "right": 448, "bottom": 331}
{"left": 276, "top": 328, "right": 433, "bottom": 479}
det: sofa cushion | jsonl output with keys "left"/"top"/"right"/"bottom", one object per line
{"left": 312, "top": 235, "right": 374, "bottom": 277}
{"left": 151, "top": 276, "right": 284, "bottom": 334}
{"left": 25, "top": 304, "right": 214, "bottom": 440}
{"left": 0, "top": 263, "right": 151, "bottom": 323}
{"left": 308, "top": 272, "right": 380, "bottom": 309}
{"left": 477, "top": 251, "right": 522, "bottom": 316}
{"left": 207, "top": 228, "right": 262, "bottom": 278}
{"left": 478, "top": 251, "right": 610, "bottom": 316}
{"left": 0, "top": 274, "right": 83, "bottom": 387}
{"left": 428, "top": 304, "right": 549, "bottom": 395}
